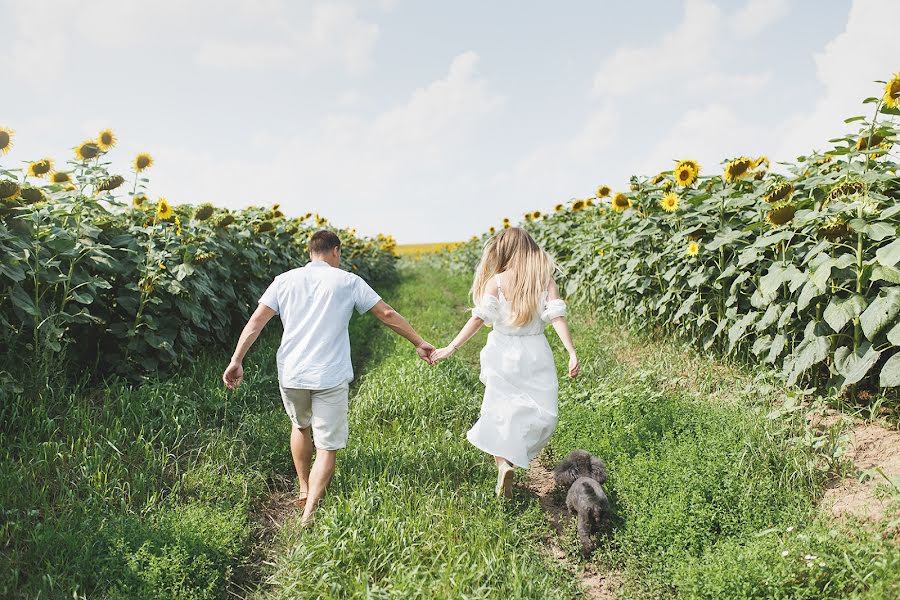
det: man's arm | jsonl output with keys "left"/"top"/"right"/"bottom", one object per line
{"left": 369, "top": 300, "right": 435, "bottom": 364}
{"left": 223, "top": 303, "right": 277, "bottom": 389}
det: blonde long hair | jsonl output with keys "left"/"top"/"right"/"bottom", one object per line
{"left": 471, "top": 227, "right": 557, "bottom": 326}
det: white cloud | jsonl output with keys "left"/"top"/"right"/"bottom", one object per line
{"left": 776, "top": 0, "right": 900, "bottom": 160}
{"left": 634, "top": 103, "right": 774, "bottom": 176}
{"left": 148, "top": 52, "right": 503, "bottom": 241}
{"left": 592, "top": 0, "right": 780, "bottom": 100}
{"left": 489, "top": 106, "right": 619, "bottom": 213}
{"left": 593, "top": 0, "right": 720, "bottom": 97}
{"left": 195, "top": 4, "right": 379, "bottom": 73}
{"left": 731, "top": 0, "right": 790, "bottom": 38}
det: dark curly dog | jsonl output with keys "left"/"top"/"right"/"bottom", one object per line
{"left": 552, "top": 449, "right": 608, "bottom": 487}
{"left": 553, "top": 450, "right": 611, "bottom": 558}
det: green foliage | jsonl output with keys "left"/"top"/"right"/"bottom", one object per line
{"left": 544, "top": 305, "right": 899, "bottom": 598}
{"left": 456, "top": 85, "right": 900, "bottom": 396}
{"left": 0, "top": 152, "right": 396, "bottom": 379}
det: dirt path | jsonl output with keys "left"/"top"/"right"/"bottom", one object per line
{"left": 808, "top": 407, "right": 900, "bottom": 525}
{"left": 522, "top": 459, "right": 624, "bottom": 600}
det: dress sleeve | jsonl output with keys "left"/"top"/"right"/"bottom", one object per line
{"left": 541, "top": 298, "right": 566, "bottom": 322}
{"left": 472, "top": 295, "right": 501, "bottom": 325}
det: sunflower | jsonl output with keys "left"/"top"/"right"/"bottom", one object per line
{"left": 814, "top": 154, "right": 833, "bottom": 166}
{"left": 660, "top": 192, "right": 679, "bottom": 213}
{"left": 630, "top": 183, "right": 640, "bottom": 191}
{"left": 826, "top": 180, "right": 865, "bottom": 202}
{"left": 96, "top": 129, "right": 117, "bottom": 151}
{"left": 674, "top": 160, "right": 699, "bottom": 187}
{"left": 20, "top": 186, "right": 46, "bottom": 204}
{"left": 532, "top": 210, "right": 542, "bottom": 219}
{"left": 174, "top": 214, "right": 183, "bottom": 236}
{"left": 572, "top": 200, "right": 585, "bottom": 211}
{"left": 75, "top": 140, "right": 100, "bottom": 160}
{"left": 753, "top": 156, "right": 770, "bottom": 170}
{"left": 0, "top": 180, "right": 20, "bottom": 202}
{"left": 0, "top": 127, "right": 13, "bottom": 155}
{"left": 662, "top": 180, "right": 673, "bottom": 191}
{"left": 133, "top": 153, "right": 154, "bottom": 172}
{"left": 585, "top": 198, "right": 594, "bottom": 207}
{"left": 555, "top": 203, "right": 564, "bottom": 213}
{"left": 156, "top": 197, "right": 173, "bottom": 220}
{"left": 686, "top": 241, "right": 700, "bottom": 257}
{"left": 884, "top": 72, "right": 900, "bottom": 109}
{"left": 96, "top": 175, "right": 125, "bottom": 192}
{"left": 489, "top": 226, "right": 496, "bottom": 234}
{"left": 766, "top": 201, "right": 796, "bottom": 226}
{"left": 28, "top": 158, "right": 54, "bottom": 178}
{"left": 273, "top": 209, "right": 284, "bottom": 218}
{"left": 218, "top": 214, "right": 235, "bottom": 227}
{"left": 596, "top": 185, "right": 611, "bottom": 198}
{"left": 188, "top": 203, "right": 211, "bottom": 221}
{"left": 257, "top": 221, "right": 275, "bottom": 233}
{"left": 502, "top": 218, "right": 511, "bottom": 229}
{"left": 612, "top": 192, "right": 632, "bottom": 212}
{"left": 764, "top": 182, "right": 793, "bottom": 203}
{"left": 651, "top": 173, "right": 665, "bottom": 185}
{"left": 51, "top": 171, "right": 71, "bottom": 184}
{"left": 132, "top": 194, "right": 148, "bottom": 208}
{"left": 724, "top": 157, "right": 754, "bottom": 183}
{"left": 855, "top": 133, "right": 885, "bottom": 151}
{"left": 818, "top": 216, "right": 852, "bottom": 241}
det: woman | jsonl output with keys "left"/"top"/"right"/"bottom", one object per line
{"left": 431, "top": 227, "right": 579, "bottom": 497}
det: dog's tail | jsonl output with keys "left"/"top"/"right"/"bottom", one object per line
{"left": 576, "top": 509, "right": 595, "bottom": 558}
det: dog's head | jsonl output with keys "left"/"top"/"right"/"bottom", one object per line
{"left": 553, "top": 449, "right": 608, "bottom": 486}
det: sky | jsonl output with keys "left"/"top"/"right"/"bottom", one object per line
{"left": 2, "top": 0, "right": 899, "bottom": 243}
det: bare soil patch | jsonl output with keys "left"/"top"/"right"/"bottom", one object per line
{"left": 809, "top": 408, "right": 900, "bottom": 525}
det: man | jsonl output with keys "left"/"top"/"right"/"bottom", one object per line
{"left": 222, "top": 230, "right": 434, "bottom": 525}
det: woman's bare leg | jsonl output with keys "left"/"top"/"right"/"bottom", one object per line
{"left": 494, "top": 455, "right": 514, "bottom": 498}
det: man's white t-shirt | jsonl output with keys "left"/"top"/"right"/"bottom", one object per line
{"left": 258, "top": 261, "right": 382, "bottom": 390}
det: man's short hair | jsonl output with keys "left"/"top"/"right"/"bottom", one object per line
{"left": 309, "top": 230, "right": 341, "bottom": 255}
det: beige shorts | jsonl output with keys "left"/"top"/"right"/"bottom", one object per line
{"left": 279, "top": 382, "right": 350, "bottom": 450}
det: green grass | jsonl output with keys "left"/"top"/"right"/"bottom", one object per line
{"left": 3, "top": 264, "right": 898, "bottom": 599}
{"left": 542, "top": 309, "right": 900, "bottom": 598}
{"left": 0, "top": 294, "right": 383, "bottom": 598}
{"left": 256, "top": 266, "right": 579, "bottom": 599}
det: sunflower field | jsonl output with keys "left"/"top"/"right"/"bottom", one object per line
{"left": 0, "top": 131, "right": 397, "bottom": 379}
{"left": 453, "top": 74, "right": 900, "bottom": 396}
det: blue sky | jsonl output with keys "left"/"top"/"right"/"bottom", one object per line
{"left": 2, "top": 0, "right": 898, "bottom": 242}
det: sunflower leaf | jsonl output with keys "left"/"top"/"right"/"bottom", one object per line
{"left": 823, "top": 295, "right": 868, "bottom": 333}
{"left": 875, "top": 238, "right": 900, "bottom": 267}
{"left": 834, "top": 343, "right": 880, "bottom": 386}
{"left": 860, "top": 287, "right": 900, "bottom": 341}
{"left": 880, "top": 353, "right": 900, "bottom": 387}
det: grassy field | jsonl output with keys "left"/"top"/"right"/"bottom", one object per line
{"left": 394, "top": 242, "right": 462, "bottom": 256}
{"left": 2, "top": 264, "right": 898, "bottom": 598}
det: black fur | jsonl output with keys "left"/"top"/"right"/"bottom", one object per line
{"left": 565, "top": 476, "right": 611, "bottom": 558}
{"left": 552, "top": 449, "right": 608, "bottom": 487}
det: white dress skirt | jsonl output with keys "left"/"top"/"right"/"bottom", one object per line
{"left": 465, "top": 287, "right": 567, "bottom": 469}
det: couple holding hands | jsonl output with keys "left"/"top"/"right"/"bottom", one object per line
{"left": 223, "top": 227, "right": 578, "bottom": 525}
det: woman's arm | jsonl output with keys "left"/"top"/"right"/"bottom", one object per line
{"left": 547, "top": 280, "right": 580, "bottom": 378}
{"left": 432, "top": 316, "right": 485, "bottom": 362}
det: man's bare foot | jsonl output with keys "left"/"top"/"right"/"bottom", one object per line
{"left": 299, "top": 514, "right": 315, "bottom": 528}
{"left": 294, "top": 494, "right": 308, "bottom": 510}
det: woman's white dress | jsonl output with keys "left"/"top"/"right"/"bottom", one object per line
{"left": 466, "top": 277, "right": 566, "bottom": 468}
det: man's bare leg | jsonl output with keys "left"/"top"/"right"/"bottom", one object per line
{"left": 300, "top": 449, "right": 337, "bottom": 526}
{"left": 290, "top": 426, "right": 313, "bottom": 504}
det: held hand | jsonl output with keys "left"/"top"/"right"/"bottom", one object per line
{"left": 223, "top": 360, "right": 244, "bottom": 389}
{"left": 416, "top": 341, "right": 436, "bottom": 365}
{"left": 568, "top": 353, "right": 580, "bottom": 378}
{"left": 430, "top": 346, "right": 456, "bottom": 363}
